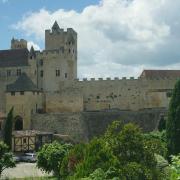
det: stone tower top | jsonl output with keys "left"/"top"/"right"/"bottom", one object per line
{"left": 52, "top": 21, "right": 60, "bottom": 32}
{"left": 11, "top": 38, "right": 27, "bottom": 49}
{"left": 45, "top": 21, "right": 77, "bottom": 51}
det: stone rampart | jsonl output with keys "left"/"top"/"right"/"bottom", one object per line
{"left": 31, "top": 108, "right": 166, "bottom": 142}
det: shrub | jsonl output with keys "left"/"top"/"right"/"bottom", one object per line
{"left": 37, "top": 141, "right": 72, "bottom": 178}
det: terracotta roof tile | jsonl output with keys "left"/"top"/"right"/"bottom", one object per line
{"left": 140, "top": 70, "right": 180, "bottom": 79}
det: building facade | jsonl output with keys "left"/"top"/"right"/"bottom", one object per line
{"left": 0, "top": 21, "right": 179, "bottom": 131}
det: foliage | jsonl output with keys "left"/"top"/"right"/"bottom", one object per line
{"left": 38, "top": 121, "right": 169, "bottom": 179}
{"left": 62, "top": 121, "right": 164, "bottom": 179}
{"left": 60, "top": 143, "right": 86, "bottom": 178}
{"left": 72, "top": 137, "right": 118, "bottom": 179}
{"left": 169, "top": 154, "right": 180, "bottom": 180}
{"left": 0, "top": 141, "right": 15, "bottom": 177}
{"left": 167, "top": 79, "right": 180, "bottom": 156}
{"left": 3, "top": 107, "right": 14, "bottom": 149}
{"left": 155, "top": 154, "right": 170, "bottom": 180}
{"left": 144, "top": 131, "right": 167, "bottom": 157}
{"left": 37, "top": 141, "right": 72, "bottom": 178}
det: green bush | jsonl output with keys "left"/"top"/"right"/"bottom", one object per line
{"left": 37, "top": 141, "right": 72, "bottom": 178}
{"left": 0, "top": 141, "right": 15, "bottom": 177}
{"left": 170, "top": 154, "right": 180, "bottom": 179}
{"left": 72, "top": 138, "right": 118, "bottom": 179}
{"left": 60, "top": 143, "right": 86, "bottom": 178}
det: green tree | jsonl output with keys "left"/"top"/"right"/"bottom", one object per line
{"left": 37, "top": 141, "right": 72, "bottom": 178}
{"left": 60, "top": 143, "right": 86, "bottom": 178}
{"left": 0, "top": 141, "right": 15, "bottom": 177}
{"left": 3, "top": 107, "right": 14, "bottom": 149}
{"left": 72, "top": 138, "right": 118, "bottom": 179}
{"left": 169, "top": 154, "right": 180, "bottom": 179}
{"left": 167, "top": 80, "right": 180, "bottom": 156}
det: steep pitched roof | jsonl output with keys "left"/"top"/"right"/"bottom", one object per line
{"left": 140, "top": 70, "right": 180, "bottom": 79}
{"left": 6, "top": 73, "right": 39, "bottom": 92}
{"left": 52, "top": 21, "right": 60, "bottom": 31}
{"left": 0, "top": 48, "right": 29, "bottom": 67}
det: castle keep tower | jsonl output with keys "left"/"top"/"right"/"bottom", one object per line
{"left": 37, "top": 21, "right": 77, "bottom": 91}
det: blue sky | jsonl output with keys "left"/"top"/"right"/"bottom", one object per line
{"left": 1, "top": 0, "right": 180, "bottom": 78}
{"left": 0, "top": 0, "right": 99, "bottom": 49}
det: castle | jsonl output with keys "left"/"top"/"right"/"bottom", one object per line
{"left": 0, "top": 21, "right": 180, "bottom": 140}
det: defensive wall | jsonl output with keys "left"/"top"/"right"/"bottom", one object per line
{"left": 45, "top": 76, "right": 177, "bottom": 113}
{"left": 31, "top": 108, "right": 166, "bottom": 142}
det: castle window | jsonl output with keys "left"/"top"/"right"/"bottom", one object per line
{"left": 11, "top": 92, "right": 15, "bottom": 96}
{"left": 65, "top": 73, "right": 68, "bottom": 78}
{"left": 17, "top": 69, "right": 21, "bottom": 76}
{"left": 7, "top": 70, "right": 11, "bottom": 77}
{"left": 40, "top": 59, "right": 43, "bottom": 66}
{"left": 69, "top": 49, "right": 71, "bottom": 53}
{"left": 56, "top": 70, "right": 60, "bottom": 77}
{"left": 20, "top": 91, "right": 24, "bottom": 95}
{"left": 40, "top": 70, "right": 43, "bottom": 77}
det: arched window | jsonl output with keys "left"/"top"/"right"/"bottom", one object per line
{"left": 14, "top": 116, "right": 23, "bottom": 130}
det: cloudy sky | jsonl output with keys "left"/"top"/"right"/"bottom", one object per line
{"left": 0, "top": 0, "right": 180, "bottom": 78}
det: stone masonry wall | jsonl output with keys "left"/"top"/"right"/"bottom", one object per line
{"left": 32, "top": 108, "right": 166, "bottom": 142}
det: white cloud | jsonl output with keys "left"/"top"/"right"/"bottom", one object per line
{"left": 13, "top": 0, "right": 180, "bottom": 78}
{"left": 27, "top": 41, "right": 41, "bottom": 51}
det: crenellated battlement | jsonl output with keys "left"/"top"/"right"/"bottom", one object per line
{"left": 11, "top": 38, "right": 27, "bottom": 49}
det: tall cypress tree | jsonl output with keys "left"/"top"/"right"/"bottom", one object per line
{"left": 3, "top": 107, "right": 14, "bottom": 149}
{"left": 167, "top": 80, "right": 180, "bottom": 156}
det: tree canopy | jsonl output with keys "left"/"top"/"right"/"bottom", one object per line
{"left": 167, "top": 79, "right": 180, "bottom": 156}
{"left": 0, "top": 141, "right": 15, "bottom": 177}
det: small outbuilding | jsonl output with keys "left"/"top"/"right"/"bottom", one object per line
{"left": 12, "top": 130, "right": 53, "bottom": 152}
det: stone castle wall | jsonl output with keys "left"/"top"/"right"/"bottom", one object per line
{"left": 32, "top": 108, "right": 166, "bottom": 142}
{"left": 45, "top": 77, "right": 177, "bottom": 113}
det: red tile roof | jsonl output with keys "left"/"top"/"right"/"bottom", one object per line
{"left": 140, "top": 70, "right": 180, "bottom": 79}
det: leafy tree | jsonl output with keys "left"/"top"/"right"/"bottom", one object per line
{"left": 60, "top": 143, "right": 86, "bottom": 178}
{"left": 169, "top": 154, "right": 180, "bottom": 179}
{"left": 3, "top": 107, "right": 14, "bottom": 149}
{"left": 37, "top": 141, "right": 72, "bottom": 178}
{"left": 167, "top": 79, "right": 180, "bottom": 155}
{"left": 144, "top": 131, "right": 167, "bottom": 157}
{"left": 0, "top": 141, "right": 15, "bottom": 177}
{"left": 72, "top": 138, "right": 118, "bottom": 179}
